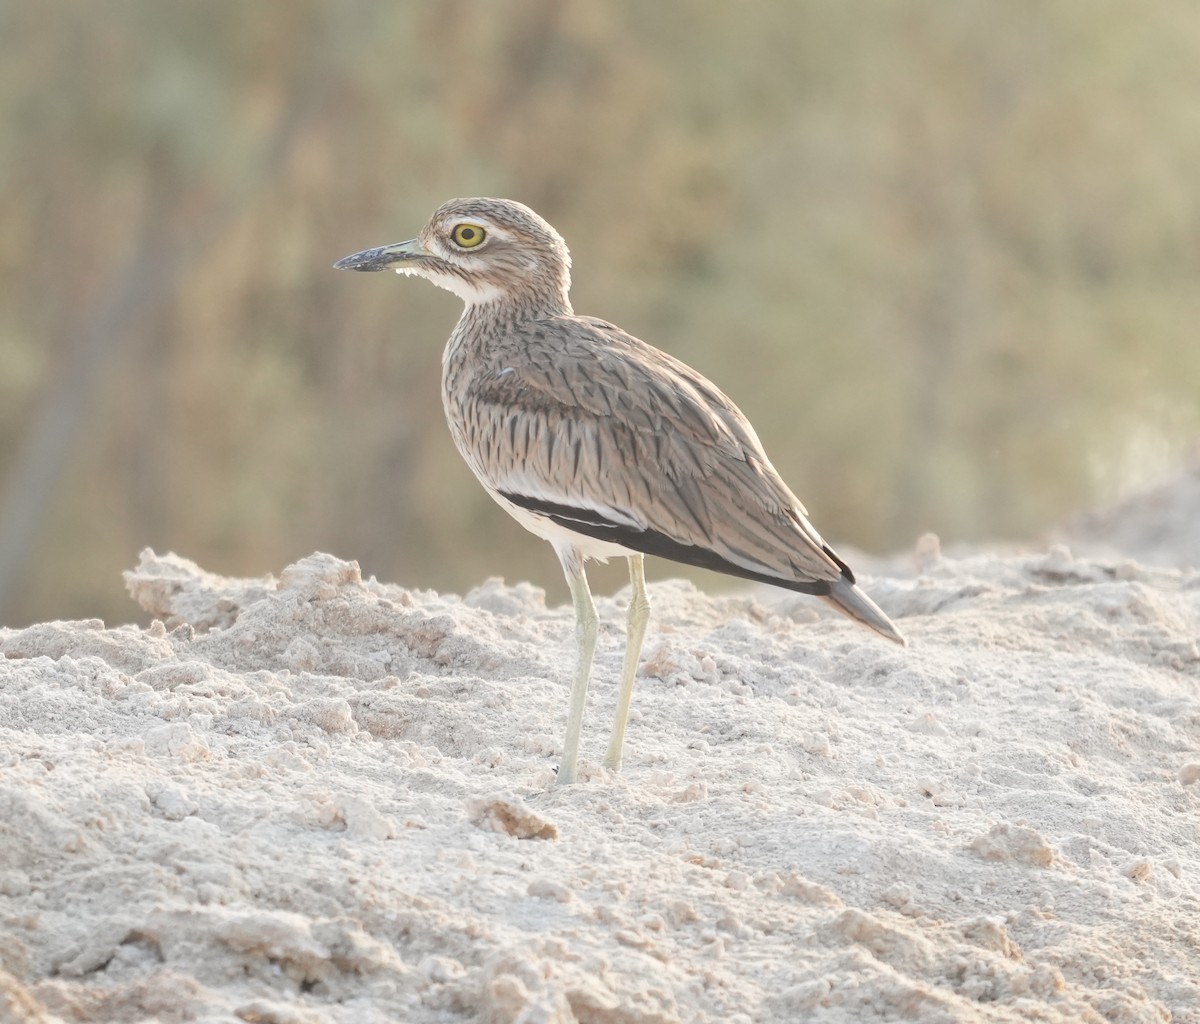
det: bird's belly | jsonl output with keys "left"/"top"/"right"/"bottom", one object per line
{"left": 442, "top": 386, "right": 636, "bottom": 563}
{"left": 489, "top": 491, "right": 636, "bottom": 563}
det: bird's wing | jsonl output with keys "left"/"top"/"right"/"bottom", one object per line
{"left": 465, "top": 315, "right": 849, "bottom": 590}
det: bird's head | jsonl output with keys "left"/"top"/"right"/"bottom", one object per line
{"left": 334, "top": 197, "right": 573, "bottom": 312}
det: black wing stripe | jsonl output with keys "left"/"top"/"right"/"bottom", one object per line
{"left": 500, "top": 491, "right": 834, "bottom": 596}
{"left": 500, "top": 492, "right": 619, "bottom": 530}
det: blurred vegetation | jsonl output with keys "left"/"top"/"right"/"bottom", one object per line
{"left": 2, "top": 0, "right": 1199, "bottom": 625}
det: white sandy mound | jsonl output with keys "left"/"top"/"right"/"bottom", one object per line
{"left": 1060, "top": 458, "right": 1200, "bottom": 571}
{"left": 2, "top": 544, "right": 1198, "bottom": 1023}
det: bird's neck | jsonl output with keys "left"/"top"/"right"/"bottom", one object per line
{"left": 442, "top": 289, "right": 572, "bottom": 383}
{"left": 458, "top": 286, "right": 574, "bottom": 328}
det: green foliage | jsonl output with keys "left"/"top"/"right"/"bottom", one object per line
{"left": 3, "top": 0, "right": 1199, "bottom": 623}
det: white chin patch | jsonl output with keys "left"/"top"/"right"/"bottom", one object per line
{"left": 412, "top": 269, "right": 505, "bottom": 306}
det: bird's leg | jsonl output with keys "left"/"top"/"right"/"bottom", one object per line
{"left": 557, "top": 546, "right": 598, "bottom": 785}
{"left": 604, "top": 553, "right": 650, "bottom": 773}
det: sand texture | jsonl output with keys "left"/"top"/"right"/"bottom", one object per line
{"left": 2, "top": 535, "right": 1199, "bottom": 1022}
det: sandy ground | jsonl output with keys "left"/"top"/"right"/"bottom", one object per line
{"left": 2, "top": 477, "right": 1200, "bottom": 1023}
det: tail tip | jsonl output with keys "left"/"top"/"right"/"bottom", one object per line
{"left": 825, "top": 578, "right": 907, "bottom": 648}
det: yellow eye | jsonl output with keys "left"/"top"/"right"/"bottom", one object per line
{"left": 451, "top": 223, "right": 486, "bottom": 248}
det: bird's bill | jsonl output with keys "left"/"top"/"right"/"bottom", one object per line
{"left": 333, "top": 238, "right": 428, "bottom": 272}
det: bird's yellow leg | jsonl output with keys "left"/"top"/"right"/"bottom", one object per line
{"left": 605, "top": 553, "right": 650, "bottom": 773}
{"left": 558, "top": 551, "right": 598, "bottom": 785}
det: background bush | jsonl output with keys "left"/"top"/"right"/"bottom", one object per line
{"left": 2, "top": 0, "right": 1198, "bottom": 624}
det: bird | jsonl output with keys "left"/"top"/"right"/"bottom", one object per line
{"left": 335, "top": 197, "right": 905, "bottom": 784}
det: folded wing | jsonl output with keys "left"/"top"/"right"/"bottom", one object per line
{"left": 462, "top": 315, "right": 853, "bottom": 596}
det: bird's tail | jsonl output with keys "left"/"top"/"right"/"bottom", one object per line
{"left": 822, "top": 577, "right": 907, "bottom": 646}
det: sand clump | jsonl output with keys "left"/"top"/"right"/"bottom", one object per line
{"left": 0, "top": 536, "right": 1198, "bottom": 1022}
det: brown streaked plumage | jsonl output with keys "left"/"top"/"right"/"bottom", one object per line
{"left": 335, "top": 197, "right": 905, "bottom": 784}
